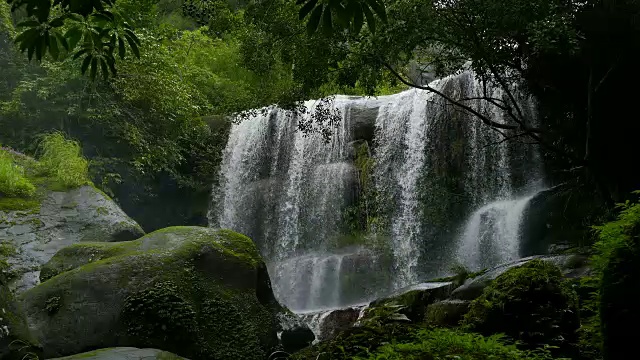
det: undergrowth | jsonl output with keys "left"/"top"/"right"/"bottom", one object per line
{"left": 0, "top": 150, "right": 36, "bottom": 197}
{"left": 37, "top": 132, "right": 89, "bottom": 190}
{"left": 356, "top": 328, "right": 557, "bottom": 360}
{"left": 591, "top": 190, "right": 640, "bottom": 273}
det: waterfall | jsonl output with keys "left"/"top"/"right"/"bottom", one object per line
{"left": 210, "top": 71, "right": 542, "bottom": 311}
{"left": 455, "top": 192, "right": 540, "bottom": 270}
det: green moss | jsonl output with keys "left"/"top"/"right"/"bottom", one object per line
{"left": 462, "top": 260, "right": 579, "bottom": 356}
{"left": 0, "top": 279, "right": 42, "bottom": 360}
{"left": 0, "top": 197, "right": 41, "bottom": 212}
{"left": 41, "top": 227, "right": 261, "bottom": 281}
{"left": 123, "top": 281, "right": 199, "bottom": 351}
{"left": 25, "top": 227, "right": 277, "bottom": 360}
{"left": 95, "top": 207, "right": 109, "bottom": 215}
{"left": 45, "top": 296, "right": 62, "bottom": 315}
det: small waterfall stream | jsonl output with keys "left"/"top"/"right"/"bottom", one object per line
{"left": 210, "top": 71, "right": 542, "bottom": 312}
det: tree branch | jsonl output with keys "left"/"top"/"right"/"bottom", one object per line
{"left": 382, "top": 61, "right": 521, "bottom": 131}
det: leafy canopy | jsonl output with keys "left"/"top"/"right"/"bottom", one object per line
{"left": 8, "top": 0, "right": 140, "bottom": 80}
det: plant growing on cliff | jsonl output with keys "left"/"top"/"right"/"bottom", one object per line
{"left": 37, "top": 132, "right": 89, "bottom": 190}
{"left": 0, "top": 150, "right": 36, "bottom": 197}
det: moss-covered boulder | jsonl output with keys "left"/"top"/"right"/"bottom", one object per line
{"left": 0, "top": 275, "right": 42, "bottom": 360}
{"left": 49, "top": 347, "right": 189, "bottom": 360}
{"left": 450, "top": 255, "right": 590, "bottom": 301}
{"left": 1, "top": 184, "right": 145, "bottom": 293}
{"left": 19, "top": 227, "right": 294, "bottom": 360}
{"left": 462, "top": 259, "right": 580, "bottom": 354}
{"left": 425, "top": 299, "right": 470, "bottom": 327}
{"left": 367, "top": 282, "right": 454, "bottom": 322}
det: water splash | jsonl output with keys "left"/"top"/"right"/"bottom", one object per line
{"left": 456, "top": 192, "right": 541, "bottom": 270}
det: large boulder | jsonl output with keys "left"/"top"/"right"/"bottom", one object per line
{"left": 425, "top": 299, "right": 471, "bottom": 327}
{"left": 367, "top": 282, "right": 454, "bottom": 322}
{"left": 462, "top": 259, "right": 580, "bottom": 355}
{"left": 450, "top": 255, "right": 591, "bottom": 301}
{"left": 20, "top": 227, "right": 306, "bottom": 360}
{"left": 0, "top": 275, "right": 42, "bottom": 360}
{"left": 49, "top": 347, "right": 188, "bottom": 360}
{"left": 1, "top": 185, "right": 145, "bottom": 292}
{"left": 277, "top": 310, "right": 316, "bottom": 352}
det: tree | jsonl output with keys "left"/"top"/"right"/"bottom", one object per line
{"left": 7, "top": 0, "right": 140, "bottom": 79}
{"left": 285, "top": 0, "right": 640, "bottom": 201}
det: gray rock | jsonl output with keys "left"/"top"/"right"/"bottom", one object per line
{"left": 277, "top": 310, "right": 315, "bottom": 352}
{"left": 318, "top": 307, "right": 362, "bottom": 341}
{"left": 1, "top": 185, "right": 145, "bottom": 292}
{"left": 425, "top": 299, "right": 471, "bottom": 327}
{"left": 19, "top": 227, "right": 284, "bottom": 360}
{"left": 48, "top": 347, "right": 188, "bottom": 360}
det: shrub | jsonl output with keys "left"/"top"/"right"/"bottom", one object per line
{"left": 0, "top": 151, "right": 36, "bottom": 197}
{"left": 358, "top": 328, "right": 555, "bottom": 360}
{"left": 37, "top": 133, "right": 89, "bottom": 190}
{"left": 462, "top": 259, "right": 579, "bottom": 355}
{"left": 592, "top": 193, "right": 640, "bottom": 360}
{"left": 291, "top": 325, "right": 554, "bottom": 360}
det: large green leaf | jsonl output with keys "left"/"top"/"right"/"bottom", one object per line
{"left": 299, "top": 0, "right": 319, "bottom": 20}
{"left": 362, "top": 2, "right": 376, "bottom": 34}
{"left": 353, "top": 2, "right": 364, "bottom": 34}
{"left": 322, "top": 5, "right": 333, "bottom": 36}
{"left": 307, "top": 4, "right": 324, "bottom": 35}
{"left": 81, "top": 54, "right": 92, "bottom": 74}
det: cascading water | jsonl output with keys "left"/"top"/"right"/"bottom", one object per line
{"left": 210, "top": 70, "right": 543, "bottom": 312}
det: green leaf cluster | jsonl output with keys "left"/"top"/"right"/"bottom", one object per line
{"left": 297, "top": 0, "right": 387, "bottom": 36}
{"left": 8, "top": 0, "right": 140, "bottom": 79}
{"left": 0, "top": 149, "right": 36, "bottom": 197}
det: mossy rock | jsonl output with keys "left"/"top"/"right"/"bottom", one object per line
{"left": 462, "top": 259, "right": 580, "bottom": 355}
{"left": 40, "top": 226, "right": 258, "bottom": 282}
{"left": 0, "top": 276, "right": 42, "bottom": 360}
{"left": 1, "top": 184, "right": 145, "bottom": 293}
{"left": 425, "top": 299, "right": 470, "bottom": 327}
{"left": 367, "top": 282, "right": 454, "bottom": 322}
{"left": 20, "top": 227, "right": 285, "bottom": 360}
{"left": 49, "top": 347, "right": 188, "bottom": 360}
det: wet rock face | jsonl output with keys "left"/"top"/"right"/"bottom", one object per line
{"left": 0, "top": 185, "right": 144, "bottom": 293}
{"left": 318, "top": 308, "right": 362, "bottom": 342}
{"left": 277, "top": 310, "right": 315, "bottom": 352}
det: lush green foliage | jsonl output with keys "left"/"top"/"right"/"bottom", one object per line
{"left": 592, "top": 193, "right": 640, "bottom": 360}
{"left": 592, "top": 192, "right": 640, "bottom": 273}
{"left": 0, "top": 149, "right": 36, "bottom": 197}
{"left": 292, "top": 323, "right": 555, "bottom": 360}
{"left": 463, "top": 260, "right": 580, "bottom": 355}
{"left": 8, "top": 0, "right": 141, "bottom": 80}
{"left": 297, "top": 0, "right": 386, "bottom": 36}
{"left": 37, "top": 132, "right": 89, "bottom": 190}
{"left": 356, "top": 328, "right": 555, "bottom": 360}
